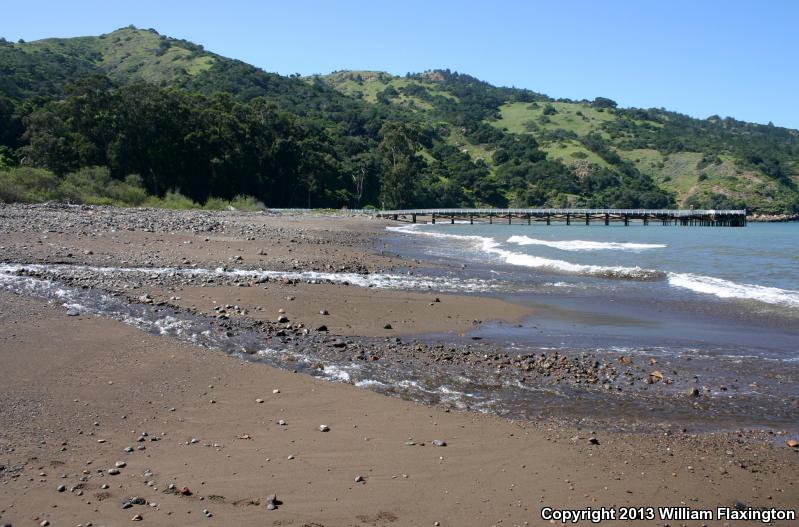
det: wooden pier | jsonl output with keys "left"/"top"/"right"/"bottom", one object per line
{"left": 376, "top": 208, "right": 747, "bottom": 227}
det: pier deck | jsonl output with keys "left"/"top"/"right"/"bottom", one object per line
{"left": 377, "top": 208, "right": 747, "bottom": 226}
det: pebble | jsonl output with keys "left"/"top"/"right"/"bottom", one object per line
{"left": 278, "top": 419, "right": 287, "bottom": 426}
{"left": 319, "top": 309, "right": 329, "bottom": 315}
{"left": 256, "top": 398, "right": 264, "bottom": 403}
{"left": 272, "top": 389, "right": 280, "bottom": 394}
{"left": 319, "top": 424, "right": 330, "bottom": 432}
{"left": 354, "top": 475, "right": 365, "bottom": 483}
{"left": 57, "top": 484, "right": 66, "bottom": 492}
{"left": 108, "top": 468, "right": 120, "bottom": 475}
{"left": 383, "top": 323, "right": 393, "bottom": 329}
{"left": 432, "top": 439, "right": 447, "bottom": 447}
{"left": 115, "top": 461, "right": 127, "bottom": 468}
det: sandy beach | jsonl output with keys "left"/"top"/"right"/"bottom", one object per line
{"left": 1, "top": 205, "right": 797, "bottom": 527}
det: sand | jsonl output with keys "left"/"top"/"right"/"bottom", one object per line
{"left": 1, "top": 205, "right": 797, "bottom": 526}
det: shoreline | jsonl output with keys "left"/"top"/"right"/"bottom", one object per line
{"left": 1, "top": 204, "right": 798, "bottom": 525}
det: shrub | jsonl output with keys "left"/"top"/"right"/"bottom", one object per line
{"left": 0, "top": 167, "right": 63, "bottom": 202}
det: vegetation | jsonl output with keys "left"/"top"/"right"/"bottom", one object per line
{"left": 0, "top": 27, "right": 797, "bottom": 213}
{"left": 0, "top": 165, "right": 265, "bottom": 210}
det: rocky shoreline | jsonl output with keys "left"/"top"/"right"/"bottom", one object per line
{"left": 1, "top": 203, "right": 797, "bottom": 431}
{"left": 1, "top": 204, "right": 797, "bottom": 527}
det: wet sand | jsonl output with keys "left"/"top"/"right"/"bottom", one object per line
{"left": 1, "top": 204, "right": 798, "bottom": 526}
{"left": 1, "top": 291, "right": 797, "bottom": 527}
{"left": 149, "top": 283, "right": 533, "bottom": 337}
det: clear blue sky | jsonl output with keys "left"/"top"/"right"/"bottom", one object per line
{"left": 4, "top": 0, "right": 798, "bottom": 127}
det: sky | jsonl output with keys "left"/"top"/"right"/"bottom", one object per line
{"left": 3, "top": 0, "right": 798, "bottom": 128}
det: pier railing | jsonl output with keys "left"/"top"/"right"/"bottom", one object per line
{"left": 376, "top": 208, "right": 747, "bottom": 227}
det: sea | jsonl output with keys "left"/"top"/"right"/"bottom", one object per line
{"left": 380, "top": 221, "right": 799, "bottom": 430}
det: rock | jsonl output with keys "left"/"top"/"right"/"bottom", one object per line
{"left": 57, "top": 484, "right": 66, "bottom": 492}
{"left": 332, "top": 339, "right": 347, "bottom": 348}
{"left": 256, "top": 398, "right": 264, "bottom": 404}
{"left": 319, "top": 309, "right": 329, "bottom": 315}
{"left": 277, "top": 419, "right": 287, "bottom": 426}
{"left": 383, "top": 323, "right": 393, "bottom": 330}
{"left": 131, "top": 513, "right": 143, "bottom": 521}
{"left": 319, "top": 424, "right": 330, "bottom": 432}
{"left": 432, "top": 439, "right": 447, "bottom": 447}
{"left": 66, "top": 307, "right": 80, "bottom": 316}
{"left": 124, "top": 446, "right": 134, "bottom": 453}
{"left": 123, "top": 497, "right": 146, "bottom": 509}
{"left": 40, "top": 521, "right": 50, "bottom": 527}
{"left": 315, "top": 325, "right": 328, "bottom": 332}
{"left": 355, "top": 475, "right": 365, "bottom": 483}
{"left": 179, "top": 486, "right": 192, "bottom": 496}
{"left": 277, "top": 315, "right": 289, "bottom": 323}
{"left": 115, "top": 461, "right": 127, "bottom": 468}
{"left": 688, "top": 387, "right": 700, "bottom": 397}
{"left": 588, "top": 437, "right": 600, "bottom": 445}
{"left": 272, "top": 388, "right": 280, "bottom": 394}
{"left": 787, "top": 439, "right": 799, "bottom": 448}
{"left": 265, "top": 493, "right": 279, "bottom": 510}
{"left": 108, "top": 468, "right": 120, "bottom": 475}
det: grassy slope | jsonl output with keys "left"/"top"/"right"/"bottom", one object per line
{"left": 19, "top": 28, "right": 215, "bottom": 85}
{"left": 619, "top": 149, "right": 794, "bottom": 209}
{"left": 318, "top": 71, "right": 798, "bottom": 211}
{"left": 488, "top": 101, "right": 795, "bottom": 209}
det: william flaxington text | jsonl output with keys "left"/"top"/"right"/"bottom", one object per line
{"left": 540, "top": 506, "right": 796, "bottom": 523}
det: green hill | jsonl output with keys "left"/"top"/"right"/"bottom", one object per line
{"left": 1, "top": 27, "right": 797, "bottom": 213}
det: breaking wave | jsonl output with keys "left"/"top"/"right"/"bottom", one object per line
{"left": 668, "top": 272, "right": 799, "bottom": 309}
{"left": 388, "top": 223, "right": 799, "bottom": 309}
{"left": 506, "top": 235, "right": 666, "bottom": 252}
{"left": 388, "top": 224, "right": 664, "bottom": 280}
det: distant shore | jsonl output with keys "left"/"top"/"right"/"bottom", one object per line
{"left": 748, "top": 213, "right": 799, "bottom": 222}
{"left": 1, "top": 204, "right": 797, "bottom": 526}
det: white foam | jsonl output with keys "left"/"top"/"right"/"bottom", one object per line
{"left": 322, "top": 365, "right": 356, "bottom": 383}
{"left": 388, "top": 225, "right": 662, "bottom": 280}
{"left": 668, "top": 272, "right": 799, "bottom": 308}
{"left": 506, "top": 235, "right": 666, "bottom": 252}
{"left": 0, "top": 262, "right": 498, "bottom": 293}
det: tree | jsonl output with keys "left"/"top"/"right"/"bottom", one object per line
{"left": 592, "top": 97, "right": 618, "bottom": 109}
{"left": 378, "top": 122, "right": 425, "bottom": 209}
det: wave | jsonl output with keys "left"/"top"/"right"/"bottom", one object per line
{"left": 0, "top": 262, "right": 501, "bottom": 294}
{"left": 388, "top": 224, "right": 664, "bottom": 280}
{"left": 506, "top": 235, "right": 666, "bottom": 252}
{"left": 389, "top": 224, "right": 799, "bottom": 309}
{"left": 668, "top": 272, "right": 799, "bottom": 309}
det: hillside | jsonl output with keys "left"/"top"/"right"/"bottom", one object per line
{"left": 319, "top": 70, "right": 799, "bottom": 212}
{"left": 0, "top": 27, "right": 797, "bottom": 213}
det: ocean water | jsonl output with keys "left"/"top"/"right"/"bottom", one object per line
{"left": 385, "top": 221, "right": 799, "bottom": 362}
